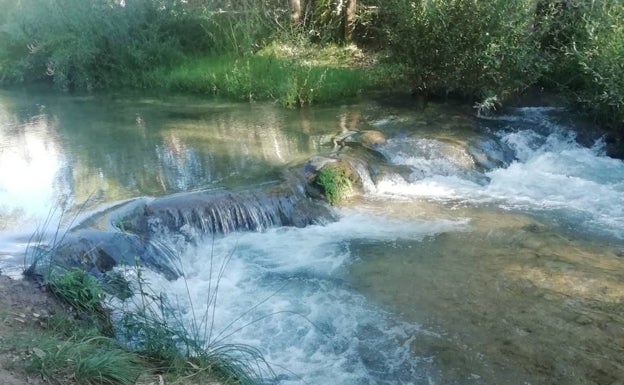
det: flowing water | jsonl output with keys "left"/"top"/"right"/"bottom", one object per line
{"left": 1, "top": 89, "right": 623, "bottom": 384}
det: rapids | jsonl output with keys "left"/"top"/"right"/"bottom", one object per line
{"left": 1, "top": 90, "right": 623, "bottom": 384}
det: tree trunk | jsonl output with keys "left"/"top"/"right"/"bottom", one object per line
{"left": 291, "top": 0, "right": 302, "bottom": 24}
{"left": 344, "top": 0, "right": 357, "bottom": 41}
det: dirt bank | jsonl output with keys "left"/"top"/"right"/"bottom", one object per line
{"left": 0, "top": 274, "right": 67, "bottom": 385}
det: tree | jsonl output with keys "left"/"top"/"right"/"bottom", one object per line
{"left": 291, "top": 0, "right": 302, "bottom": 24}
{"left": 344, "top": 0, "right": 356, "bottom": 41}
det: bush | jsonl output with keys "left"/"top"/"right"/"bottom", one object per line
{"left": 561, "top": 2, "right": 624, "bottom": 130}
{"left": 0, "top": 0, "right": 197, "bottom": 89}
{"left": 0, "top": 0, "right": 281, "bottom": 90}
{"left": 377, "top": 0, "right": 544, "bottom": 101}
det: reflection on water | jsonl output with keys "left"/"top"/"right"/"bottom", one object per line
{"left": 0, "top": 112, "right": 67, "bottom": 227}
{"left": 0, "top": 90, "right": 367, "bottom": 274}
{"left": 0, "top": 91, "right": 365, "bottom": 223}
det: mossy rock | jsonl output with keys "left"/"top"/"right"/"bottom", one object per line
{"left": 314, "top": 161, "right": 362, "bottom": 205}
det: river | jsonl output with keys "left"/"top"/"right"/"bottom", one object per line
{"left": 1, "top": 89, "right": 623, "bottom": 385}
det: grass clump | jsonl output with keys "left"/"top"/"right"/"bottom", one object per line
{"left": 24, "top": 335, "right": 144, "bottom": 385}
{"left": 48, "top": 269, "right": 115, "bottom": 336}
{"left": 115, "top": 263, "right": 272, "bottom": 385}
{"left": 315, "top": 165, "right": 353, "bottom": 205}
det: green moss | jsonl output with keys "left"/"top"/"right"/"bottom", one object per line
{"left": 315, "top": 165, "right": 353, "bottom": 205}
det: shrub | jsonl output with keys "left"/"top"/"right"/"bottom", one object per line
{"left": 377, "top": 0, "right": 544, "bottom": 102}
{"left": 562, "top": 2, "right": 624, "bottom": 130}
{"left": 0, "top": 0, "right": 281, "bottom": 90}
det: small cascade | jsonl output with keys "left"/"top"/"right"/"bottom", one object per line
{"left": 378, "top": 137, "right": 489, "bottom": 184}
{"left": 32, "top": 181, "right": 336, "bottom": 280}
{"left": 119, "top": 185, "right": 335, "bottom": 242}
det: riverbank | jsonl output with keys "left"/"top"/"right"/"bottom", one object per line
{"left": 0, "top": 273, "right": 230, "bottom": 385}
{"left": 1, "top": 1, "right": 622, "bottom": 153}
{"left": 0, "top": 274, "right": 58, "bottom": 385}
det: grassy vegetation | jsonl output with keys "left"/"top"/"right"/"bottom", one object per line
{"left": 20, "top": 206, "right": 270, "bottom": 384}
{"left": 22, "top": 334, "right": 144, "bottom": 385}
{"left": 154, "top": 43, "right": 375, "bottom": 106}
{"left": 315, "top": 164, "right": 353, "bottom": 205}
{"left": 0, "top": 0, "right": 622, "bottom": 134}
{"left": 18, "top": 255, "right": 269, "bottom": 384}
{"left": 114, "top": 263, "right": 272, "bottom": 385}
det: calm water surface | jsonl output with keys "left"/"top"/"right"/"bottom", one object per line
{"left": 1, "top": 89, "right": 623, "bottom": 385}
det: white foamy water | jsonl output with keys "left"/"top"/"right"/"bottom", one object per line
{"left": 115, "top": 213, "right": 468, "bottom": 385}
{"left": 375, "top": 109, "right": 624, "bottom": 239}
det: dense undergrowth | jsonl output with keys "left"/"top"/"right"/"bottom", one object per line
{"left": 0, "top": 1, "right": 622, "bottom": 130}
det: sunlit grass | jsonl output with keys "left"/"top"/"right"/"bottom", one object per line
{"left": 155, "top": 44, "right": 379, "bottom": 107}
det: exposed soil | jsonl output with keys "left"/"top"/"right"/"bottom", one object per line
{"left": 0, "top": 274, "right": 68, "bottom": 385}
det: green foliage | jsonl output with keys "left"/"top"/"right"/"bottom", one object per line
{"left": 49, "top": 269, "right": 104, "bottom": 314}
{"left": 158, "top": 52, "right": 371, "bottom": 106}
{"left": 315, "top": 165, "right": 353, "bottom": 205}
{"left": 378, "top": 0, "right": 544, "bottom": 101}
{"left": 202, "top": 1, "right": 281, "bottom": 56}
{"left": 0, "top": 0, "right": 192, "bottom": 89}
{"left": 24, "top": 335, "right": 144, "bottom": 385}
{"left": 48, "top": 269, "right": 114, "bottom": 335}
{"left": 549, "top": 1, "right": 624, "bottom": 130}
{"left": 0, "top": 0, "right": 280, "bottom": 90}
{"left": 300, "top": 0, "right": 349, "bottom": 43}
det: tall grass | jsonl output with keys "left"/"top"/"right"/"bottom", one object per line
{"left": 22, "top": 206, "right": 270, "bottom": 384}
{"left": 24, "top": 335, "right": 144, "bottom": 385}
{"left": 157, "top": 51, "right": 372, "bottom": 107}
{"left": 114, "top": 259, "right": 274, "bottom": 385}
